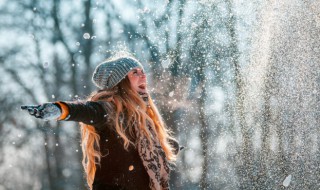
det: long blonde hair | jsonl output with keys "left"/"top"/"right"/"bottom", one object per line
{"left": 80, "top": 77, "right": 177, "bottom": 189}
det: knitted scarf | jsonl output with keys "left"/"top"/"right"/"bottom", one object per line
{"left": 135, "top": 92, "right": 170, "bottom": 190}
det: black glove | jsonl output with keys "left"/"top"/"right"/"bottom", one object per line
{"left": 169, "top": 138, "right": 184, "bottom": 155}
{"left": 138, "top": 92, "right": 149, "bottom": 104}
{"left": 21, "top": 103, "right": 62, "bottom": 120}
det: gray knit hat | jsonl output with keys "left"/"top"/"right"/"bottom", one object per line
{"left": 92, "top": 57, "right": 144, "bottom": 89}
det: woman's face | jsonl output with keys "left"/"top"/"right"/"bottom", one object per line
{"left": 127, "top": 68, "right": 147, "bottom": 93}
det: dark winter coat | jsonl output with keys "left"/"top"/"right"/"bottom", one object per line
{"left": 59, "top": 101, "right": 151, "bottom": 190}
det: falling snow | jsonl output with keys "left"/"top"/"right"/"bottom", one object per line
{"left": 83, "top": 33, "right": 90, "bottom": 39}
{"left": 1, "top": 0, "right": 319, "bottom": 189}
{"left": 283, "top": 175, "right": 292, "bottom": 187}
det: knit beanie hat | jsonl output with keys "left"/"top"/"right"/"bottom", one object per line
{"left": 92, "top": 57, "right": 144, "bottom": 89}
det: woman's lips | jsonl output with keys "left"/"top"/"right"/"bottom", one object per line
{"left": 138, "top": 84, "right": 146, "bottom": 90}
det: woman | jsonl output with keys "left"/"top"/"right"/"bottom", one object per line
{"left": 21, "top": 56, "right": 180, "bottom": 190}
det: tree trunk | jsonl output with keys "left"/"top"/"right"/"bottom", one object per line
{"left": 42, "top": 122, "right": 55, "bottom": 190}
{"left": 225, "top": 0, "right": 254, "bottom": 188}
{"left": 199, "top": 80, "right": 210, "bottom": 189}
{"left": 82, "top": 0, "right": 93, "bottom": 94}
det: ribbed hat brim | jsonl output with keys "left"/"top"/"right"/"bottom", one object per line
{"left": 92, "top": 57, "right": 143, "bottom": 89}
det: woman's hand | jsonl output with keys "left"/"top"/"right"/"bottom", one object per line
{"left": 21, "top": 103, "right": 62, "bottom": 120}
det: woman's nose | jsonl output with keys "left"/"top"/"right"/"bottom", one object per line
{"left": 139, "top": 72, "right": 146, "bottom": 78}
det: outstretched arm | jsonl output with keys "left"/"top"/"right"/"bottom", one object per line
{"left": 21, "top": 103, "right": 62, "bottom": 120}
{"left": 21, "top": 101, "right": 114, "bottom": 127}
{"left": 58, "top": 101, "right": 113, "bottom": 126}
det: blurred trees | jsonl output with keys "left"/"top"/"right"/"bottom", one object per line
{"left": 0, "top": 0, "right": 319, "bottom": 190}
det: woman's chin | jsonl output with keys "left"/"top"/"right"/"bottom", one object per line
{"left": 137, "top": 88, "right": 147, "bottom": 93}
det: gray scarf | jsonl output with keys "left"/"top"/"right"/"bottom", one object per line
{"left": 135, "top": 92, "right": 170, "bottom": 190}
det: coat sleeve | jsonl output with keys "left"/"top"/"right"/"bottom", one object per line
{"left": 56, "top": 101, "right": 114, "bottom": 130}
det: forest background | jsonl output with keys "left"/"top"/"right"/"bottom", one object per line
{"left": 0, "top": 0, "right": 319, "bottom": 189}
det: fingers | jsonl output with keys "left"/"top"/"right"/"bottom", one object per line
{"left": 21, "top": 105, "right": 43, "bottom": 118}
{"left": 21, "top": 105, "right": 28, "bottom": 110}
{"left": 21, "top": 105, "right": 39, "bottom": 110}
{"left": 28, "top": 108, "right": 39, "bottom": 116}
{"left": 27, "top": 108, "right": 36, "bottom": 115}
{"left": 34, "top": 109, "right": 43, "bottom": 118}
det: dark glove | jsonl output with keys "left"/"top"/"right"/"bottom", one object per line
{"left": 169, "top": 138, "right": 184, "bottom": 155}
{"left": 21, "top": 103, "right": 62, "bottom": 120}
{"left": 138, "top": 92, "right": 149, "bottom": 104}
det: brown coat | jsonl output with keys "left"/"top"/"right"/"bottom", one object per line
{"left": 59, "top": 101, "right": 151, "bottom": 190}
